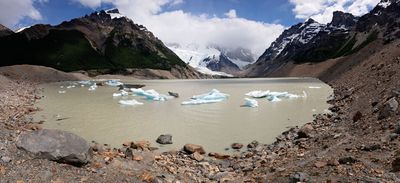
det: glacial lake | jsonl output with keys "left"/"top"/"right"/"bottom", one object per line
{"left": 34, "top": 78, "right": 332, "bottom": 153}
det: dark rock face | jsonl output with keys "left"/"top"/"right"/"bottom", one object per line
{"left": 204, "top": 54, "right": 241, "bottom": 74}
{"left": 156, "top": 134, "right": 173, "bottom": 144}
{"left": 0, "top": 9, "right": 193, "bottom": 75}
{"left": 0, "top": 24, "right": 13, "bottom": 37}
{"left": 16, "top": 129, "right": 91, "bottom": 166}
{"left": 329, "top": 11, "right": 359, "bottom": 29}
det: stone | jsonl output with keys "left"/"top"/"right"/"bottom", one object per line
{"left": 327, "top": 159, "right": 340, "bottom": 166}
{"left": 392, "top": 151, "right": 400, "bottom": 171}
{"left": 352, "top": 111, "right": 363, "bottom": 122}
{"left": 184, "top": 144, "right": 205, "bottom": 154}
{"left": 133, "top": 154, "right": 143, "bottom": 161}
{"left": 231, "top": 143, "right": 244, "bottom": 149}
{"left": 1, "top": 156, "right": 11, "bottom": 163}
{"left": 361, "top": 144, "right": 381, "bottom": 151}
{"left": 389, "top": 133, "right": 399, "bottom": 141}
{"left": 208, "top": 152, "right": 230, "bottom": 159}
{"left": 156, "top": 134, "right": 173, "bottom": 144}
{"left": 134, "top": 140, "right": 151, "bottom": 150}
{"left": 247, "top": 140, "right": 259, "bottom": 148}
{"left": 314, "top": 161, "right": 327, "bottom": 168}
{"left": 395, "top": 122, "right": 400, "bottom": 134}
{"left": 289, "top": 172, "right": 310, "bottom": 183}
{"left": 191, "top": 152, "right": 204, "bottom": 162}
{"left": 338, "top": 156, "right": 359, "bottom": 165}
{"left": 16, "top": 129, "right": 91, "bottom": 166}
{"left": 378, "top": 97, "right": 399, "bottom": 119}
{"left": 297, "top": 124, "right": 314, "bottom": 138}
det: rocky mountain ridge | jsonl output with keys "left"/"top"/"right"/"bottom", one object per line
{"left": 0, "top": 9, "right": 203, "bottom": 78}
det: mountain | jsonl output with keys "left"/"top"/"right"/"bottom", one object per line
{"left": 245, "top": 0, "right": 400, "bottom": 78}
{"left": 168, "top": 44, "right": 256, "bottom": 76}
{"left": 0, "top": 24, "right": 13, "bottom": 37}
{"left": 0, "top": 9, "right": 202, "bottom": 78}
{"left": 245, "top": 11, "right": 359, "bottom": 77}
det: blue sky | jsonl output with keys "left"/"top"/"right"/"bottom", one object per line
{"left": 13, "top": 0, "right": 298, "bottom": 29}
{"left": 0, "top": 0, "right": 380, "bottom": 56}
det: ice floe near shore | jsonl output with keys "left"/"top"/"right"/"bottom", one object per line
{"left": 113, "top": 90, "right": 129, "bottom": 97}
{"left": 182, "top": 89, "right": 229, "bottom": 105}
{"left": 118, "top": 99, "right": 143, "bottom": 106}
{"left": 105, "top": 80, "right": 123, "bottom": 87}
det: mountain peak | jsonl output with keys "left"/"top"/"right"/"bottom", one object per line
{"left": 329, "top": 11, "right": 358, "bottom": 29}
{"left": 106, "top": 8, "right": 120, "bottom": 14}
{"left": 0, "top": 24, "right": 14, "bottom": 37}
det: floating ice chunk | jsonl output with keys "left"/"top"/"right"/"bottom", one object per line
{"left": 78, "top": 80, "right": 92, "bottom": 85}
{"left": 118, "top": 99, "right": 143, "bottom": 106}
{"left": 60, "top": 86, "right": 64, "bottom": 89}
{"left": 113, "top": 90, "right": 129, "bottom": 97}
{"left": 105, "top": 80, "right": 123, "bottom": 87}
{"left": 245, "top": 90, "right": 270, "bottom": 98}
{"left": 243, "top": 98, "right": 258, "bottom": 107}
{"left": 246, "top": 90, "right": 303, "bottom": 101}
{"left": 182, "top": 89, "right": 229, "bottom": 105}
{"left": 58, "top": 90, "right": 66, "bottom": 94}
{"left": 66, "top": 85, "right": 76, "bottom": 89}
{"left": 182, "top": 99, "right": 224, "bottom": 105}
{"left": 308, "top": 86, "right": 321, "bottom": 89}
{"left": 191, "top": 89, "right": 229, "bottom": 100}
{"left": 88, "top": 84, "right": 97, "bottom": 91}
{"left": 131, "top": 88, "right": 172, "bottom": 101}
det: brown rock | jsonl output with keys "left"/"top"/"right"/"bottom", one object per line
{"left": 184, "top": 144, "right": 205, "bottom": 154}
{"left": 314, "top": 161, "right": 327, "bottom": 168}
{"left": 191, "top": 152, "right": 204, "bottom": 162}
{"left": 209, "top": 152, "right": 230, "bottom": 159}
{"left": 134, "top": 140, "right": 151, "bottom": 150}
{"left": 298, "top": 124, "right": 314, "bottom": 138}
{"left": 23, "top": 124, "right": 42, "bottom": 131}
{"left": 327, "top": 159, "right": 340, "bottom": 166}
{"left": 133, "top": 155, "right": 144, "bottom": 161}
{"left": 352, "top": 111, "right": 362, "bottom": 122}
{"left": 231, "top": 143, "right": 244, "bottom": 149}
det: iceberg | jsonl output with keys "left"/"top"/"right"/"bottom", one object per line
{"left": 246, "top": 90, "right": 303, "bottom": 102}
{"left": 113, "top": 90, "right": 129, "bottom": 97}
{"left": 118, "top": 99, "right": 143, "bottom": 106}
{"left": 308, "top": 86, "right": 321, "bottom": 89}
{"left": 58, "top": 90, "right": 66, "bottom": 94}
{"left": 243, "top": 98, "right": 258, "bottom": 107}
{"left": 78, "top": 80, "right": 92, "bottom": 85}
{"left": 131, "top": 88, "right": 172, "bottom": 101}
{"left": 182, "top": 89, "right": 229, "bottom": 105}
{"left": 105, "top": 80, "right": 123, "bottom": 87}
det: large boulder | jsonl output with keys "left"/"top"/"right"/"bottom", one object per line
{"left": 156, "top": 134, "right": 173, "bottom": 144}
{"left": 16, "top": 129, "right": 91, "bottom": 166}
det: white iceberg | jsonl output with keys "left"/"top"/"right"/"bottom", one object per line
{"left": 78, "top": 80, "right": 92, "bottom": 85}
{"left": 182, "top": 89, "right": 229, "bottom": 105}
{"left": 118, "top": 99, "right": 143, "bottom": 106}
{"left": 246, "top": 90, "right": 304, "bottom": 102}
{"left": 243, "top": 98, "right": 258, "bottom": 107}
{"left": 131, "top": 88, "right": 172, "bottom": 101}
{"left": 88, "top": 84, "right": 97, "bottom": 91}
{"left": 105, "top": 80, "right": 123, "bottom": 87}
{"left": 308, "top": 86, "right": 321, "bottom": 89}
{"left": 58, "top": 90, "right": 66, "bottom": 94}
{"left": 113, "top": 90, "right": 129, "bottom": 97}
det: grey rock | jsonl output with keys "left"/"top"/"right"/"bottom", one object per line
{"left": 16, "top": 129, "right": 91, "bottom": 166}
{"left": 389, "top": 133, "right": 399, "bottom": 141}
{"left": 156, "top": 134, "right": 173, "bottom": 144}
{"left": 338, "top": 156, "right": 359, "bottom": 165}
{"left": 379, "top": 97, "right": 399, "bottom": 119}
{"left": 1, "top": 156, "right": 11, "bottom": 163}
{"left": 289, "top": 172, "right": 310, "bottom": 183}
{"left": 395, "top": 122, "right": 400, "bottom": 134}
{"left": 247, "top": 140, "right": 259, "bottom": 148}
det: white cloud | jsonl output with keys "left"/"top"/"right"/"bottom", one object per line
{"left": 289, "top": 0, "right": 380, "bottom": 24}
{"left": 73, "top": 0, "right": 284, "bottom": 57}
{"left": 0, "top": 0, "right": 44, "bottom": 28}
{"left": 225, "top": 9, "right": 237, "bottom": 18}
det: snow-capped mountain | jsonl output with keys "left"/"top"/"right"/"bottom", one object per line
{"left": 245, "top": 11, "right": 359, "bottom": 77}
{"left": 168, "top": 43, "right": 256, "bottom": 76}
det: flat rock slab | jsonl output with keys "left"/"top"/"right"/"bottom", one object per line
{"left": 16, "top": 129, "right": 91, "bottom": 166}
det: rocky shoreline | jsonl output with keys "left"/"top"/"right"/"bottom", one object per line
{"left": 2, "top": 51, "right": 400, "bottom": 182}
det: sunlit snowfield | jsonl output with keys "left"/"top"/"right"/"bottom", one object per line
{"left": 34, "top": 78, "right": 332, "bottom": 153}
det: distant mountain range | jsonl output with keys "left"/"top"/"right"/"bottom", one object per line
{"left": 244, "top": 0, "right": 400, "bottom": 77}
{"left": 168, "top": 44, "right": 256, "bottom": 76}
{"left": 0, "top": 9, "right": 203, "bottom": 78}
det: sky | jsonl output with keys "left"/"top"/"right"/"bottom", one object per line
{"left": 0, "top": 0, "right": 381, "bottom": 56}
